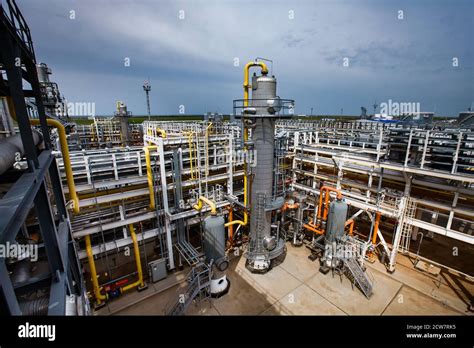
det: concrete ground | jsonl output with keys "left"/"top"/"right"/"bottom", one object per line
{"left": 103, "top": 242, "right": 472, "bottom": 316}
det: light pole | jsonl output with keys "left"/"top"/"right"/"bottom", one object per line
{"left": 143, "top": 80, "right": 151, "bottom": 121}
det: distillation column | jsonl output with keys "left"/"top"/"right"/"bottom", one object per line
{"left": 244, "top": 73, "right": 288, "bottom": 272}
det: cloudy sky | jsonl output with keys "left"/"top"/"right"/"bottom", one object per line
{"left": 20, "top": 0, "right": 473, "bottom": 116}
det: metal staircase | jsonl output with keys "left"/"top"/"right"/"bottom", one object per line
{"left": 399, "top": 198, "right": 416, "bottom": 254}
{"left": 342, "top": 257, "right": 373, "bottom": 299}
{"left": 166, "top": 263, "right": 211, "bottom": 316}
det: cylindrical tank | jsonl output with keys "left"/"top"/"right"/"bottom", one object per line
{"left": 203, "top": 215, "right": 229, "bottom": 296}
{"left": 36, "top": 63, "right": 51, "bottom": 83}
{"left": 325, "top": 198, "right": 348, "bottom": 243}
{"left": 249, "top": 76, "right": 277, "bottom": 259}
{"left": 251, "top": 75, "right": 277, "bottom": 113}
{"left": 116, "top": 102, "right": 130, "bottom": 145}
{"left": 203, "top": 215, "right": 226, "bottom": 264}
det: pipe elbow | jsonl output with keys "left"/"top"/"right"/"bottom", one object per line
{"left": 30, "top": 118, "right": 79, "bottom": 214}
{"left": 193, "top": 201, "right": 202, "bottom": 211}
{"left": 225, "top": 220, "right": 245, "bottom": 227}
{"left": 194, "top": 196, "right": 217, "bottom": 215}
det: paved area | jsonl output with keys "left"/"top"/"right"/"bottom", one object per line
{"left": 105, "top": 242, "right": 472, "bottom": 316}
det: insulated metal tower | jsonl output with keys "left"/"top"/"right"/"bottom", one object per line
{"left": 143, "top": 80, "right": 151, "bottom": 120}
{"left": 234, "top": 64, "right": 294, "bottom": 273}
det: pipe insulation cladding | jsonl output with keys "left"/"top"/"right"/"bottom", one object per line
{"left": 250, "top": 76, "right": 277, "bottom": 248}
{"left": 0, "top": 130, "right": 42, "bottom": 175}
{"left": 245, "top": 74, "right": 287, "bottom": 272}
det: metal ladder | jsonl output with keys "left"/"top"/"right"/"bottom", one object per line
{"left": 248, "top": 193, "right": 266, "bottom": 257}
{"left": 399, "top": 198, "right": 416, "bottom": 254}
{"left": 343, "top": 257, "right": 373, "bottom": 298}
{"left": 175, "top": 240, "right": 202, "bottom": 266}
{"left": 166, "top": 263, "right": 211, "bottom": 316}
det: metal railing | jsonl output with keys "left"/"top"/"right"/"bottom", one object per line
{"left": 1, "top": 0, "right": 35, "bottom": 60}
{"left": 233, "top": 98, "right": 295, "bottom": 117}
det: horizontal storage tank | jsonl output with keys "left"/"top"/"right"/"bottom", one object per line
{"left": 325, "top": 198, "right": 348, "bottom": 243}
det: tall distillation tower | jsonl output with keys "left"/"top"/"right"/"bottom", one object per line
{"left": 236, "top": 61, "right": 294, "bottom": 272}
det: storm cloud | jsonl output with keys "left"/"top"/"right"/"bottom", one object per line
{"left": 20, "top": 0, "right": 473, "bottom": 116}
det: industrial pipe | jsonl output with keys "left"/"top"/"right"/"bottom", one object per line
{"left": 193, "top": 196, "right": 217, "bottom": 216}
{"left": 147, "top": 127, "right": 167, "bottom": 139}
{"left": 224, "top": 127, "right": 249, "bottom": 227}
{"left": 317, "top": 186, "right": 341, "bottom": 224}
{"left": 282, "top": 202, "right": 299, "bottom": 211}
{"left": 226, "top": 61, "right": 269, "bottom": 230}
{"left": 224, "top": 206, "right": 248, "bottom": 227}
{"left": 227, "top": 206, "right": 234, "bottom": 246}
{"left": 185, "top": 131, "right": 196, "bottom": 179}
{"left": 205, "top": 122, "right": 212, "bottom": 176}
{"left": 85, "top": 234, "right": 107, "bottom": 304}
{"left": 243, "top": 61, "right": 269, "bottom": 107}
{"left": 303, "top": 222, "right": 324, "bottom": 235}
{"left": 345, "top": 219, "right": 355, "bottom": 236}
{"left": 157, "top": 129, "right": 166, "bottom": 138}
{"left": 372, "top": 212, "right": 381, "bottom": 245}
{"left": 30, "top": 119, "right": 80, "bottom": 214}
{"left": 120, "top": 224, "right": 145, "bottom": 293}
{"left": 143, "top": 145, "right": 157, "bottom": 210}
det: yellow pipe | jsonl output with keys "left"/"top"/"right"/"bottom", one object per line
{"left": 205, "top": 122, "right": 212, "bottom": 176}
{"left": 157, "top": 129, "right": 167, "bottom": 138}
{"left": 243, "top": 61, "right": 269, "bottom": 107}
{"left": 6, "top": 96, "right": 17, "bottom": 120}
{"left": 230, "top": 62, "right": 268, "bottom": 228}
{"left": 186, "top": 132, "right": 195, "bottom": 179}
{"left": 193, "top": 196, "right": 217, "bottom": 216}
{"left": 225, "top": 127, "right": 249, "bottom": 228}
{"left": 143, "top": 145, "right": 157, "bottom": 210}
{"left": 85, "top": 234, "right": 107, "bottom": 304}
{"left": 30, "top": 119, "right": 80, "bottom": 214}
{"left": 228, "top": 206, "right": 234, "bottom": 246}
{"left": 121, "top": 224, "right": 145, "bottom": 292}
{"left": 147, "top": 127, "right": 167, "bottom": 139}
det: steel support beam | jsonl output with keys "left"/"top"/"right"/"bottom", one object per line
{"left": 0, "top": 151, "right": 53, "bottom": 242}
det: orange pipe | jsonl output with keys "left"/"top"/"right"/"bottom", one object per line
{"left": 345, "top": 219, "right": 355, "bottom": 236}
{"left": 303, "top": 223, "right": 325, "bottom": 235}
{"left": 317, "top": 186, "right": 341, "bottom": 222}
{"left": 372, "top": 212, "right": 381, "bottom": 245}
{"left": 282, "top": 202, "right": 299, "bottom": 211}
